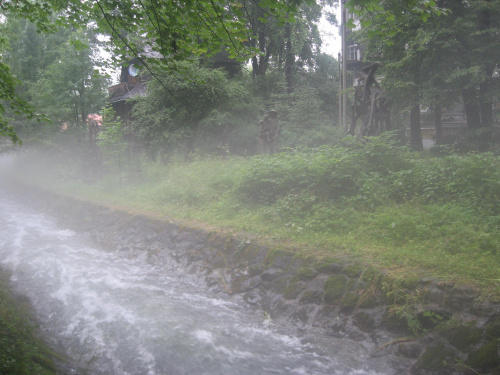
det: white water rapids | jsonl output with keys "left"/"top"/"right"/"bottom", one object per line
{"left": 0, "top": 188, "right": 390, "bottom": 375}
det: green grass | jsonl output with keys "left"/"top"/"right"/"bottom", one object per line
{"left": 10, "top": 139, "right": 500, "bottom": 297}
{"left": 0, "top": 269, "right": 58, "bottom": 374}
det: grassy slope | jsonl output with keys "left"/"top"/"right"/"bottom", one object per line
{"left": 0, "top": 269, "right": 57, "bottom": 374}
{"left": 9, "top": 139, "right": 500, "bottom": 298}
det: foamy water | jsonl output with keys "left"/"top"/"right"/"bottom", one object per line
{"left": 0, "top": 189, "right": 390, "bottom": 374}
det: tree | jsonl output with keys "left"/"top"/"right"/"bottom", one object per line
{"left": 0, "top": 36, "right": 45, "bottom": 144}
{"left": 98, "top": 106, "right": 126, "bottom": 180}
{"left": 1, "top": 0, "right": 450, "bottom": 142}
{"left": 131, "top": 61, "right": 250, "bottom": 159}
{"left": 357, "top": 0, "right": 499, "bottom": 149}
{"left": 29, "top": 29, "right": 108, "bottom": 130}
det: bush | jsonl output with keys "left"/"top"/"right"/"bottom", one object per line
{"left": 235, "top": 135, "right": 500, "bottom": 216}
{"left": 234, "top": 134, "right": 412, "bottom": 205}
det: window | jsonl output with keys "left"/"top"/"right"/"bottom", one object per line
{"left": 349, "top": 44, "right": 360, "bottom": 61}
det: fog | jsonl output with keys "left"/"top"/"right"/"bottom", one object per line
{"left": 0, "top": 151, "right": 399, "bottom": 375}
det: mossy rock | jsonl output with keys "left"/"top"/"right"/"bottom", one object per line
{"left": 357, "top": 292, "right": 379, "bottom": 309}
{"left": 283, "top": 282, "right": 306, "bottom": 300}
{"left": 381, "top": 309, "right": 409, "bottom": 334}
{"left": 314, "top": 258, "right": 343, "bottom": 273}
{"left": 300, "top": 290, "right": 324, "bottom": 305}
{"left": 242, "top": 244, "right": 261, "bottom": 261}
{"left": 324, "top": 275, "right": 348, "bottom": 304}
{"left": 353, "top": 312, "right": 376, "bottom": 332}
{"left": 467, "top": 341, "right": 500, "bottom": 372}
{"left": 416, "top": 310, "right": 452, "bottom": 331}
{"left": 223, "top": 237, "right": 239, "bottom": 253}
{"left": 270, "top": 277, "right": 288, "bottom": 294}
{"left": 264, "top": 248, "right": 293, "bottom": 268}
{"left": 248, "top": 264, "right": 266, "bottom": 277}
{"left": 210, "top": 251, "right": 228, "bottom": 268}
{"left": 291, "top": 307, "right": 310, "bottom": 323}
{"left": 343, "top": 264, "right": 364, "bottom": 278}
{"left": 445, "top": 324, "right": 483, "bottom": 352}
{"left": 291, "top": 267, "right": 318, "bottom": 283}
{"left": 345, "top": 279, "right": 356, "bottom": 292}
{"left": 340, "top": 292, "right": 359, "bottom": 314}
{"left": 485, "top": 320, "right": 500, "bottom": 341}
{"left": 413, "top": 343, "right": 456, "bottom": 373}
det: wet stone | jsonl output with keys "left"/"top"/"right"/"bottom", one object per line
{"left": 353, "top": 312, "right": 376, "bottom": 333}
{"left": 416, "top": 310, "right": 451, "bottom": 330}
{"left": 291, "top": 307, "right": 310, "bottom": 324}
{"left": 314, "top": 261, "right": 343, "bottom": 274}
{"left": 348, "top": 330, "right": 366, "bottom": 341}
{"left": 397, "top": 342, "right": 422, "bottom": 359}
{"left": 283, "top": 282, "right": 307, "bottom": 300}
{"left": 243, "top": 290, "right": 262, "bottom": 305}
{"left": 299, "top": 290, "right": 324, "bottom": 305}
{"left": 260, "top": 268, "right": 281, "bottom": 282}
{"left": 466, "top": 340, "right": 500, "bottom": 372}
{"left": 426, "top": 286, "right": 445, "bottom": 304}
{"left": 445, "top": 324, "right": 482, "bottom": 352}
{"left": 323, "top": 274, "right": 348, "bottom": 304}
{"left": 411, "top": 343, "right": 457, "bottom": 375}
{"left": 175, "top": 239, "right": 196, "bottom": 251}
{"left": 326, "top": 320, "right": 346, "bottom": 338}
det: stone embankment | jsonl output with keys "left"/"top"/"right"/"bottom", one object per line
{"left": 15, "top": 186, "right": 500, "bottom": 375}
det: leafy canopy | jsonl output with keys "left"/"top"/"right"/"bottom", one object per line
{"left": 0, "top": 0, "right": 450, "bottom": 143}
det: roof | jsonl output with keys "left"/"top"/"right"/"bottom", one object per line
{"left": 108, "top": 83, "right": 147, "bottom": 103}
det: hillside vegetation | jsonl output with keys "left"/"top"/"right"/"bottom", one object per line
{"left": 12, "top": 134, "right": 500, "bottom": 296}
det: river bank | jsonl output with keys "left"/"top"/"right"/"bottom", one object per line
{"left": 5, "top": 181, "right": 499, "bottom": 375}
{"left": 0, "top": 266, "right": 59, "bottom": 374}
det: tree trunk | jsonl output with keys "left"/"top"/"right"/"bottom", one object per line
{"left": 284, "top": 23, "right": 294, "bottom": 94}
{"left": 410, "top": 105, "right": 423, "bottom": 151}
{"left": 434, "top": 105, "right": 443, "bottom": 144}
{"left": 479, "top": 81, "right": 493, "bottom": 127}
{"left": 462, "top": 88, "right": 482, "bottom": 130}
{"left": 250, "top": 17, "right": 273, "bottom": 78}
{"left": 479, "top": 64, "right": 495, "bottom": 128}
{"left": 477, "top": 5, "right": 494, "bottom": 128}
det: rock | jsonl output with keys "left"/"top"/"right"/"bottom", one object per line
{"left": 444, "top": 324, "right": 482, "bottom": 352}
{"left": 348, "top": 330, "right": 366, "bottom": 341}
{"left": 467, "top": 340, "right": 500, "bottom": 372}
{"left": 410, "top": 343, "right": 457, "bottom": 375}
{"left": 290, "top": 267, "right": 318, "bottom": 282}
{"left": 398, "top": 342, "right": 422, "bottom": 359}
{"left": 343, "top": 263, "right": 364, "bottom": 278}
{"left": 283, "top": 281, "right": 307, "bottom": 300}
{"left": 243, "top": 290, "right": 262, "bottom": 305}
{"left": 326, "top": 319, "right": 347, "bottom": 338}
{"left": 300, "top": 290, "right": 324, "bottom": 305}
{"left": 425, "top": 286, "right": 445, "bottom": 304}
{"left": 323, "top": 275, "right": 348, "bottom": 304}
{"left": 416, "top": 310, "right": 451, "bottom": 330}
{"left": 353, "top": 312, "right": 376, "bottom": 333}
{"left": 260, "top": 268, "right": 281, "bottom": 281}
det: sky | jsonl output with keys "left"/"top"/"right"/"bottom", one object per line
{"left": 318, "top": 5, "right": 342, "bottom": 57}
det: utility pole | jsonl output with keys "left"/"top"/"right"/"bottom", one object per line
{"left": 341, "top": 0, "right": 348, "bottom": 130}
{"left": 338, "top": 52, "right": 342, "bottom": 128}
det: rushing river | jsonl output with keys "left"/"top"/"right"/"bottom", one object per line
{"left": 0, "top": 187, "right": 390, "bottom": 375}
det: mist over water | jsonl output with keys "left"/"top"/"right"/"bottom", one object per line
{"left": 0, "top": 177, "right": 388, "bottom": 374}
